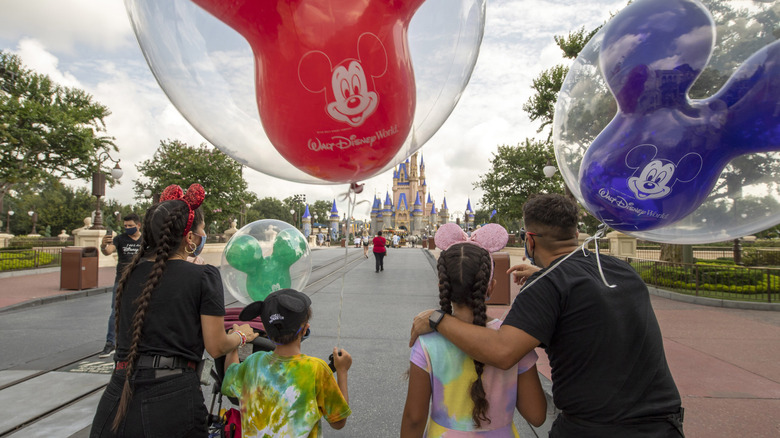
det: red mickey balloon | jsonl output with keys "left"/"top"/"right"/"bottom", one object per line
{"left": 190, "top": 0, "right": 426, "bottom": 183}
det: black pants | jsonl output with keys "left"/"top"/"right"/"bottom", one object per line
{"left": 550, "top": 412, "right": 684, "bottom": 438}
{"left": 90, "top": 368, "right": 207, "bottom": 437}
{"left": 374, "top": 252, "right": 385, "bottom": 271}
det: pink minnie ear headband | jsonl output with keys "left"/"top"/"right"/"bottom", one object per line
{"left": 434, "top": 223, "right": 509, "bottom": 282}
{"left": 158, "top": 184, "right": 206, "bottom": 237}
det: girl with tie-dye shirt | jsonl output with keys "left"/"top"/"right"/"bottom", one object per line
{"left": 401, "top": 235, "right": 547, "bottom": 437}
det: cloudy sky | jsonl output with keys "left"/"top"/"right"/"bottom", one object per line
{"left": 0, "top": 0, "right": 626, "bottom": 220}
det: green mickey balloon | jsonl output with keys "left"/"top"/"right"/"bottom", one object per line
{"left": 224, "top": 229, "right": 308, "bottom": 301}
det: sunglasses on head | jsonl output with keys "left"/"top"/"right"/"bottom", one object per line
{"left": 519, "top": 228, "right": 543, "bottom": 241}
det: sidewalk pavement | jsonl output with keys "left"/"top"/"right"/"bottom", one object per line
{"left": 1, "top": 248, "right": 779, "bottom": 437}
{"left": 0, "top": 266, "right": 116, "bottom": 313}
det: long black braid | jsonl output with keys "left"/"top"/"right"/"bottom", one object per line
{"left": 111, "top": 200, "right": 195, "bottom": 432}
{"left": 437, "top": 244, "right": 493, "bottom": 428}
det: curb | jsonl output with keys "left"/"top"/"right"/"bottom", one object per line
{"left": 0, "top": 285, "right": 113, "bottom": 315}
{"left": 647, "top": 286, "right": 780, "bottom": 311}
{"left": 0, "top": 267, "right": 62, "bottom": 279}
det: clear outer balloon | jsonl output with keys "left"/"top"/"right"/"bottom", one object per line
{"left": 124, "top": 0, "right": 486, "bottom": 184}
{"left": 220, "top": 220, "right": 312, "bottom": 305}
{"left": 553, "top": 0, "right": 780, "bottom": 244}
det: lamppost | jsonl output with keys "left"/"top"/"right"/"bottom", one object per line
{"left": 290, "top": 208, "right": 296, "bottom": 228}
{"left": 543, "top": 156, "right": 575, "bottom": 198}
{"left": 241, "top": 202, "right": 252, "bottom": 227}
{"left": 28, "top": 210, "right": 38, "bottom": 235}
{"left": 90, "top": 152, "right": 123, "bottom": 230}
{"left": 289, "top": 193, "right": 306, "bottom": 229}
{"left": 5, "top": 210, "right": 13, "bottom": 234}
{"left": 114, "top": 211, "right": 121, "bottom": 230}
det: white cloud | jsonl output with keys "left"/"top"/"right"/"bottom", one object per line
{"left": 0, "top": 0, "right": 132, "bottom": 54}
{"left": 1, "top": 0, "right": 626, "bottom": 220}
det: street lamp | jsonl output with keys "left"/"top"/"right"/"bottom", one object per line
{"left": 90, "top": 152, "right": 123, "bottom": 230}
{"left": 543, "top": 156, "right": 575, "bottom": 198}
{"left": 543, "top": 158, "right": 558, "bottom": 178}
{"left": 142, "top": 189, "right": 152, "bottom": 198}
{"left": 290, "top": 208, "right": 296, "bottom": 228}
{"left": 28, "top": 210, "right": 38, "bottom": 235}
{"left": 5, "top": 210, "right": 13, "bottom": 234}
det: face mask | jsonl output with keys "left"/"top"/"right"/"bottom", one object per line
{"left": 524, "top": 239, "right": 536, "bottom": 266}
{"left": 125, "top": 227, "right": 137, "bottom": 236}
{"left": 193, "top": 233, "right": 206, "bottom": 256}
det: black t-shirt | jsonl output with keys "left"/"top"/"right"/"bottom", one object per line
{"left": 112, "top": 233, "right": 143, "bottom": 281}
{"left": 116, "top": 260, "right": 226, "bottom": 362}
{"left": 503, "top": 251, "right": 681, "bottom": 424}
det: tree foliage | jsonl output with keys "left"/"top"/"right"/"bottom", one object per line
{"left": 134, "top": 139, "right": 256, "bottom": 226}
{"left": 521, "top": 64, "right": 569, "bottom": 140}
{"left": 2, "top": 179, "right": 119, "bottom": 236}
{"left": 0, "top": 51, "right": 116, "bottom": 214}
{"left": 475, "top": 139, "right": 564, "bottom": 222}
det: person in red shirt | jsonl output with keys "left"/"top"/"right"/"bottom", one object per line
{"left": 372, "top": 231, "right": 387, "bottom": 272}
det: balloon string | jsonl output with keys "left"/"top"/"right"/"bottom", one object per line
{"left": 335, "top": 184, "right": 370, "bottom": 350}
{"left": 497, "top": 223, "right": 615, "bottom": 321}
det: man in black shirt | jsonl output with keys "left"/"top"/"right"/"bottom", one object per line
{"left": 410, "top": 194, "right": 684, "bottom": 437}
{"left": 98, "top": 213, "right": 143, "bottom": 358}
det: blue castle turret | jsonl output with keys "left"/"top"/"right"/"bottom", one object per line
{"left": 383, "top": 192, "right": 394, "bottom": 229}
{"left": 412, "top": 192, "right": 424, "bottom": 234}
{"left": 439, "top": 197, "right": 449, "bottom": 225}
{"left": 302, "top": 205, "right": 312, "bottom": 238}
{"left": 329, "top": 200, "right": 339, "bottom": 241}
{"left": 465, "top": 199, "right": 475, "bottom": 230}
{"left": 370, "top": 196, "right": 380, "bottom": 233}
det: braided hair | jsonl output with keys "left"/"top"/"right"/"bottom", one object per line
{"left": 437, "top": 243, "right": 493, "bottom": 428}
{"left": 111, "top": 200, "right": 203, "bottom": 431}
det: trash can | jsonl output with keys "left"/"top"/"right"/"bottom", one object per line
{"left": 60, "top": 247, "right": 99, "bottom": 290}
{"left": 428, "top": 238, "right": 436, "bottom": 250}
{"left": 487, "top": 252, "right": 511, "bottom": 305}
{"left": 421, "top": 239, "right": 428, "bottom": 249}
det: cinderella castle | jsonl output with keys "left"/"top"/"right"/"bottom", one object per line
{"left": 368, "top": 152, "right": 475, "bottom": 236}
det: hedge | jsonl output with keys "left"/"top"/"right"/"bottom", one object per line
{"left": 632, "top": 262, "right": 779, "bottom": 295}
{"left": 0, "top": 251, "right": 58, "bottom": 271}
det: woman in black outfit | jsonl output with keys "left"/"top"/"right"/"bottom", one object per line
{"left": 90, "top": 184, "right": 257, "bottom": 437}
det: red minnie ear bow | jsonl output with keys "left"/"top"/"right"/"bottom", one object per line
{"left": 159, "top": 184, "right": 206, "bottom": 236}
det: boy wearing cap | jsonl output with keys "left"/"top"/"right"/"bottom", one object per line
{"left": 222, "top": 289, "right": 352, "bottom": 437}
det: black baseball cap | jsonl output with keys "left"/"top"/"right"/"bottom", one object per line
{"left": 239, "top": 289, "right": 311, "bottom": 340}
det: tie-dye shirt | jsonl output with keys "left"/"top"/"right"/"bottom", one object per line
{"left": 410, "top": 319, "right": 538, "bottom": 437}
{"left": 222, "top": 352, "right": 351, "bottom": 438}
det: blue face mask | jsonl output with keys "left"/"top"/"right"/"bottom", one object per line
{"left": 193, "top": 233, "right": 206, "bottom": 256}
{"left": 125, "top": 227, "right": 137, "bottom": 236}
{"left": 524, "top": 239, "right": 536, "bottom": 266}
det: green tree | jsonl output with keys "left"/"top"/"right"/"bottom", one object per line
{"left": 475, "top": 140, "right": 564, "bottom": 222}
{"left": 0, "top": 51, "right": 117, "bottom": 215}
{"left": 134, "top": 139, "right": 256, "bottom": 226}
{"left": 3, "top": 179, "right": 112, "bottom": 236}
{"left": 310, "top": 200, "right": 334, "bottom": 226}
{"left": 252, "top": 197, "right": 289, "bottom": 222}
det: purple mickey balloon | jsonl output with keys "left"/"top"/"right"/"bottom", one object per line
{"left": 578, "top": 0, "right": 780, "bottom": 232}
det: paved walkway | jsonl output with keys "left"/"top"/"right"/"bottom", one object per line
{"left": 1, "top": 249, "right": 779, "bottom": 437}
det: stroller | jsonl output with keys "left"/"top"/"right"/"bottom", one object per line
{"left": 206, "top": 306, "right": 275, "bottom": 438}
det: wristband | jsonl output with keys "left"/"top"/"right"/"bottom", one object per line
{"left": 234, "top": 330, "right": 247, "bottom": 347}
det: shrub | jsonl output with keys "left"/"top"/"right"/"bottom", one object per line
{"left": 0, "top": 250, "right": 58, "bottom": 271}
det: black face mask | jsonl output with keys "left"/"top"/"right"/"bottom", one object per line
{"left": 125, "top": 227, "right": 138, "bottom": 236}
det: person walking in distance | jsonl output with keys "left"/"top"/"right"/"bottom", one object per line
{"left": 99, "top": 213, "right": 143, "bottom": 358}
{"left": 373, "top": 230, "right": 387, "bottom": 273}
